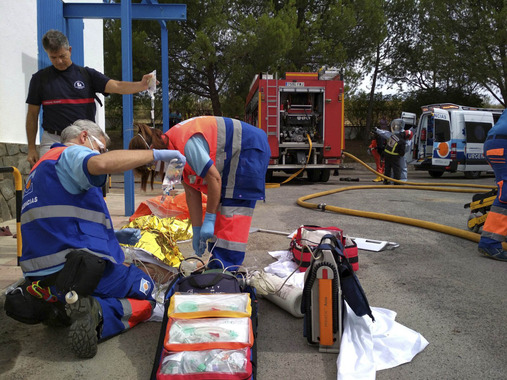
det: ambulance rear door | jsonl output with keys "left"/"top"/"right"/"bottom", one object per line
{"left": 401, "top": 112, "right": 417, "bottom": 163}
{"left": 401, "top": 112, "right": 417, "bottom": 127}
{"left": 463, "top": 112, "right": 494, "bottom": 171}
{"left": 431, "top": 108, "right": 451, "bottom": 167}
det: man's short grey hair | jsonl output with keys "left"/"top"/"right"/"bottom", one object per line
{"left": 42, "top": 29, "right": 69, "bottom": 52}
{"left": 61, "top": 120, "right": 111, "bottom": 146}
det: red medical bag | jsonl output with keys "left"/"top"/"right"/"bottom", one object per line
{"left": 290, "top": 225, "right": 358, "bottom": 272}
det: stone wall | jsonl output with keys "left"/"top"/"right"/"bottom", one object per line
{"left": 0, "top": 143, "right": 31, "bottom": 223}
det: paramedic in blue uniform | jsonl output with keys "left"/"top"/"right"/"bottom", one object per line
{"left": 478, "top": 109, "right": 507, "bottom": 261}
{"left": 20, "top": 119, "right": 185, "bottom": 358}
{"left": 129, "top": 117, "right": 271, "bottom": 270}
{"left": 26, "top": 29, "right": 154, "bottom": 166}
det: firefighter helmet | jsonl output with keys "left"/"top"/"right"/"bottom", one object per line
{"left": 390, "top": 119, "right": 405, "bottom": 133}
{"left": 405, "top": 130, "right": 413, "bottom": 140}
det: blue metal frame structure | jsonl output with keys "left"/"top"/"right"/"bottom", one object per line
{"left": 37, "top": 0, "right": 186, "bottom": 215}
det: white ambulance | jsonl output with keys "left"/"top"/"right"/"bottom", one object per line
{"left": 403, "top": 103, "right": 504, "bottom": 178}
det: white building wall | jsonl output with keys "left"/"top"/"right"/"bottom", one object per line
{"left": 0, "top": 0, "right": 105, "bottom": 145}
{"left": 0, "top": 0, "right": 38, "bottom": 145}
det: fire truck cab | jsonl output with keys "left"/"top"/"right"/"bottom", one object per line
{"left": 245, "top": 70, "right": 345, "bottom": 182}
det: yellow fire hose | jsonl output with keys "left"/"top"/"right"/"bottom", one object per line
{"left": 297, "top": 151, "right": 507, "bottom": 250}
{"left": 266, "top": 134, "right": 313, "bottom": 188}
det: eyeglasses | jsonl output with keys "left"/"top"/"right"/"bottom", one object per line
{"left": 88, "top": 135, "right": 108, "bottom": 154}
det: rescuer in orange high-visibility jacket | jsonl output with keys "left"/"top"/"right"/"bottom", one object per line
{"left": 130, "top": 116, "right": 271, "bottom": 269}
{"left": 478, "top": 109, "right": 507, "bottom": 261}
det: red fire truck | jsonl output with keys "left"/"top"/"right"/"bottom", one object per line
{"left": 245, "top": 70, "right": 345, "bottom": 182}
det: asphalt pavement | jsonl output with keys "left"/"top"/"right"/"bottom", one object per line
{"left": 1, "top": 163, "right": 506, "bottom": 380}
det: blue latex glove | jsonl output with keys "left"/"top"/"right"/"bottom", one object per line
{"left": 152, "top": 149, "right": 186, "bottom": 166}
{"left": 115, "top": 228, "right": 141, "bottom": 245}
{"left": 192, "top": 226, "right": 204, "bottom": 257}
{"left": 200, "top": 212, "right": 217, "bottom": 242}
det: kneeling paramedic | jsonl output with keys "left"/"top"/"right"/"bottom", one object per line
{"left": 16, "top": 119, "right": 186, "bottom": 358}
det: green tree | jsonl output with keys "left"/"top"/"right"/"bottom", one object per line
{"left": 401, "top": 88, "right": 485, "bottom": 116}
{"left": 444, "top": 0, "right": 507, "bottom": 106}
{"left": 146, "top": 0, "right": 299, "bottom": 116}
{"left": 346, "top": 91, "right": 404, "bottom": 129}
{"left": 384, "top": 0, "right": 505, "bottom": 106}
{"left": 103, "top": 17, "right": 162, "bottom": 127}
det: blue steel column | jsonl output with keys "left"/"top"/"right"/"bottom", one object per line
{"left": 161, "top": 22, "right": 169, "bottom": 132}
{"left": 66, "top": 18, "right": 85, "bottom": 66}
{"left": 121, "top": 0, "right": 135, "bottom": 216}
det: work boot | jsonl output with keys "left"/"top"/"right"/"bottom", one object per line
{"left": 478, "top": 246, "right": 507, "bottom": 261}
{"left": 66, "top": 296, "right": 102, "bottom": 359}
{"left": 43, "top": 302, "right": 72, "bottom": 328}
{"left": 373, "top": 176, "right": 383, "bottom": 182}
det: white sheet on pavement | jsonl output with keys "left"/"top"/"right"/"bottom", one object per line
{"left": 337, "top": 303, "right": 429, "bottom": 379}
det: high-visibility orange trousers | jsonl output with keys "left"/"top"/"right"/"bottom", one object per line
{"left": 480, "top": 138, "right": 507, "bottom": 249}
{"left": 208, "top": 198, "right": 256, "bottom": 270}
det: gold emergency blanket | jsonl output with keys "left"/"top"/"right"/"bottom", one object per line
{"left": 123, "top": 215, "right": 193, "bottom": 267}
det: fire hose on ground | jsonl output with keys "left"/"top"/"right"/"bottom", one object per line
{"left": 296, "top": 151, "right": 507, "bottom": 250}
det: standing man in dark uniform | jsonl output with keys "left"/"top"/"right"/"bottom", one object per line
{"left": 26, "top": 29, "right": 154, "bottom": 166}
{"left": 375, "top": 119, "right": 406, "bottom": 184}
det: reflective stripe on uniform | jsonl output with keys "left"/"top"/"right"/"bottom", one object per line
{"left": 20, "top": 247, "right": 119, "bottom": 274}
{"left": 220, "top": 205, "right": 255, "bottom": 218}
{"left": 224, "top": 119, "right": 243, "bottom": 198}
{"left": 21, "top": 205, "right": 112, "bottom": 229}
{"left": 20, "top": 250, "right": 69, "bottom": 275}
{"left": 486, "top": 148, "right": 505, "bottom": 157}
{"left": 120, "top": 298, "right": 132, "bottom": 330}
{"left": 215, "top": 117, "right": 226, "bottom": 174}
{"left": 214, "top": 238, "right": 248, "bottom": 252}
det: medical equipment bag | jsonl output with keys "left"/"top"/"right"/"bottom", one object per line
{"left": 301, "top": 234, "right": 373, "bottom": 353}
{"left": 150, "top": 270, "right": 258, "bottom": 380}
{"left": 290, "top": 225, "right": 358, "bottom": 272}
